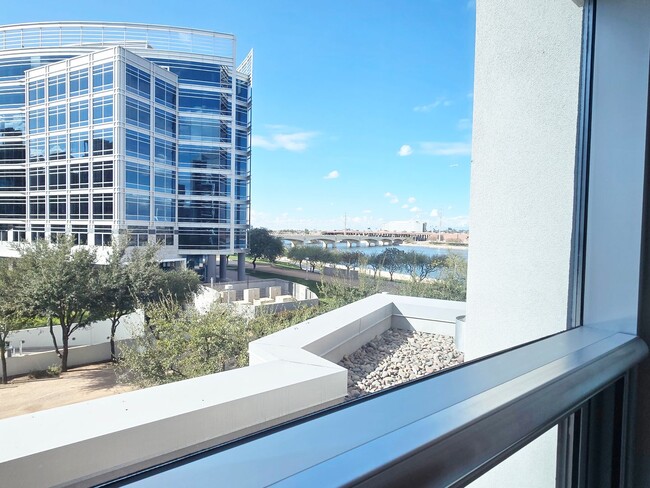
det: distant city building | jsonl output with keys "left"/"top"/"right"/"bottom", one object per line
{"left": 0, "top": 22, "right": 252, "bottom": 280}
{"left": 382, "top": 220, "right": 427, "bottom": 233}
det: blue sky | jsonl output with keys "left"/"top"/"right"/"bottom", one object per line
{"left": 2, "top": 0, "right": 475, "bottom": 231}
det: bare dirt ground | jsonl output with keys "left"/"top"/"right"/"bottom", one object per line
{"left": 0, "top": 363, "right": 135, "bottom": 420}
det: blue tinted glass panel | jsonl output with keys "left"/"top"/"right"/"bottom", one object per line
{"left": 126, "top": 194, "right": 150, "bottom": 221}
{"left": 70, "top": 100, "right": 89, "bottom": 128}
{"left": 70, "top": 131, "right": 89, "bottom": 158}
{"left": 155, "top": 78, "right": 176, "bottom": 108}
{"left": 48, "top": 105, "right": 66, "bottom": 131}
{"left": 69, "top": 68, "right": 89, "bottom": 97}
{"left": 28, "top": 80, "right": 45, "bottom": 105}
{"left": 148, "top": 59, "right": 230, "bottom": 88}
{"left": 93, "top": 63, "right": 113, "bottom": 92}
{"left": 126, "top": 65, "right": 151, "bottom": 99}
{"left": 29, "top": 138, "right": 45, "bottom": 163}
{"left": 48, "top": 135, "right": 66, "bottom": 160}
{"left": 0, "top": 85, "right": 25, "bottom": 109}
{"left": 178, "top": 145, "right": 229, "bottom": 169}
{"left": 178, "top": 227, "right": 230, "bottom": 250}
{"left": 155, "top": 108, "right": 176, "bottom": 137}
{"left": 154, "top": 138, "right": 176, "bottom": 165}
{"left": 0, "top": 56, "right": 67, "bottom": 82}
{"left": 0, "top": 169, "right": 26, "bottom": 190}
{"left": 178, "top": 173, "right": 229, "bottom": 196}
{"left": 2, "top": 112, "right": 25, "bottom": 136}
{"left": 126, "top": 97, "right": 151, "bottom": 129}
{"left": 93, "top": 96, "right": 113, "bottom": 124}
{"left": 126, "top": 161, "right": 150, "bottom": 190}
{"left": 0, "top": 141, "right": 25, "bottom": 164}
{"left": 126, "top": 129, "right": 150, "bottom": 160}
{"left": 154, "top": 168, "right": 176, "bottom": 193}
{"left": 92, "top": 128, "right": 113, "bottom": 156}
{"left": 48, "top": 74, "right": 66, "bottom": 101}
{"left": 179, "top": 89, "right": 221, "bottom": 114}
{"left": 154, "top": 197, "right": 175, "bottom": 222}
{"left": 28, "top": 109, "right": 44, "bottom": 134}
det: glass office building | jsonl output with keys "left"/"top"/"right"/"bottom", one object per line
{"left": 0, "top": 23, "right": 252, "bottom": 278}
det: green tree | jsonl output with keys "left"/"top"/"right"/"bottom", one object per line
{"left": 15, "top": 237, "right": 101, "bottom": 372}
{"left": 403, "top": 251, "right": 447, "bottom": 282}
{"left": 366, "top": 253, "right": 384, "bottom": 278}
{"left": 0, "top": 259, "right": 27, "bottom": 384}
{"left": 338, "top": 251, "right": 362, "bottom": 274}
{"left": 286, "top": 245, "right": 311, "bottom": 270}
{"left": 378, "top": 247, "right": 405, "bottom": 281}
{"left": 248, "top": 228, "right": 285, "bottom": 269}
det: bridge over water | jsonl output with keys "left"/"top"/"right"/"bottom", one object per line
{"left": 274, "top": 232, "right": 407, "bottom": 248}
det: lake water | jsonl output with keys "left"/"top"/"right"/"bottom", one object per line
{"left": 283, "top": 241, "right": 468, "bottom": 262}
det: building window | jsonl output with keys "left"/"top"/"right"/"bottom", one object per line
{"left": 0, "top": 197, "right": 25, "bottom": 219}
{"left": 178, "top": 172, "right": 230, "bottom": 196}
{"left": 235, "top": 203, "right": 247, "bottom": 225}
{"left": 48, "top": 74, "right": 66, "bottom": 102}
{"left": 178, "top": 227, "right": 230, "bottom": 250}
{"left": 126, "top": 193, "right": 150, "bottom": 221}
{"left": 48, "top": 135, "right": 66, "bottom": 160}
{"left": 126, "top": 97, "right": 151, "bottom": 129}
{"left": 154, "top": 168, "right": 175, "bottom": 193}
{"left": 92, "top": 128, "right": 113, "bottom": 156}
{"left": 128, "top": 227, "right": 149, "bottom": 247}
{"left": 235, "top": 129, "right": 248, "bottom": 151}
{"left": 70, "top": 195, "right": 89, "bottom": 220}
{"left": 28, "top": 79, "right": 45, "bottom": 105}
{"left": 178, "top": 145, "right": 229, "bottom": 170}
{"left": 234, "top": 229, "right": 246, "bottom": 248}
{"left": 30, "top": 224, "right": 45, "bottom": 241}
{"left": 0, "top": 169, "right": 26, "bottom": 190}
{"left": 69, "top": 163, "right": 89, "bottom": 189}
{"left": 92, "top": 63, "right": 113, "bottom": 93}
{"left": 94, "top": 225, "right": 112, "bottom": 246}
{"left": 0, "top": 140, "right": 26, "bottom": 164}
{"left": 29, "top": 167, "right": 45, "bottom": 190}
{"left": 28, "top": 138, "right": 45, "bottom": 163}
{"left": 179, "top": 89, "right": 222, "bottom": 114}
{"left": 28, "top": 108, "right": 45, "bottom": 134}
{"left": 235, "top": 154, "right": 248, "bottom": 175}
{"left": 179, "top": 116, "right": 222, "bottom": 142}
{"left": 236, "top": 80, "right": 249, "bottom": 102}
{"left": 156, "top": 226, "right": 174, "bottom": 246}
{"left": 154, "top": 197, "right": 175, "bottom": 222}
{"left": 48, "top": 165, "right": 66, "bottom": 190}
{"left": 92, "top": 161, "right": 113, "bottom": 188}
{"left": 235, "top": 179, "right": 248, "bottom": 200}
{"left": 50, "top": 224, "right": 65, "bottom": 243}
{"left": 92, "top": 194, "right": 113, "bottom": 220}
{"left": 235, "top": 106, "right": 248, "bottom": 127}
{"left": 178, "top": 199, "right": 230, "bottom": 223}
{"left": 70, "top": 131, "right": 89, "bottom": 158}
{"left": 69, "top": 68, "right": 89, "bottom": 97}
{"left": 154, "top": 78, "right": 176, "bottom": 108}
{"left": 126, "top": 161, "right": 150, "bottom": 190}
{"left": 49, "top": 195, "right": 66, "bottom": 219}
{"left": 27, "top": 200, "right": 45, "bottom": 219}
{"left": 48, "top": 105, "right": 66, "bottom": 131}
{"left": 154, "top": 108, "right": 176, "bottom": 137}
{"left": 70, "top": 100, "right": 89, "bottom": 128}
{"left": 126, "top": 129, "right": 150, "bottom": 160}
{"left": 126, "top": 65, "right": 151, "bottom": 99}
{"left": 0, "top": 84, "right": 24, "bottom": 109}
{"left": 0, "top": 113, "right": 24, "bottom": 136}
{"left": 93, "top": 96, "right": 113, "bottom": 124}
{"left": 154, "top": 138, "right": 176, "bottom": 165}
{"left": 71, "top": 225, "right": 88, "bottom": 245}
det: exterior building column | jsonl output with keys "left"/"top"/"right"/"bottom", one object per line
{"left": 237, "top": 252, "right": 246, "bottom": 281}
{"left": 206, "top": 255, "right": 217, "bottom": 283}
{"left": 219, "top": 254, "right": 228, "bottom": 281}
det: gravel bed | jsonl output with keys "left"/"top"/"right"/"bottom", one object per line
{"left": 338, "top": 328, "right": 464, "bottom": 400}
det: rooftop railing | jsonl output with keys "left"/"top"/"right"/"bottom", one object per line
{"left": 0, "top": 22, "right": 234, "bottom": 58}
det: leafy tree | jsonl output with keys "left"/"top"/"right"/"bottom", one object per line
{"left": 338, "top": 251, "right": 362, "bottom": 274}
{"left": 248, "top": 228, "right": 285, "bottom": 269}
{"left": 15, "top": 236, "right": 101, "bottom": 372}
{"left": 403, "top": 251, "right": 447, "bottom": 282}
{"left": 286, "top": 245, "right": 311, "bottom": 270}
{"left": 378, "top": 247, "right": 405, "bottom": 281}
{"left": 366, "top": 253, "right": 384, "bottom": 278}
{"left": 0, "top": 259, "right": 27, "bottom": 384}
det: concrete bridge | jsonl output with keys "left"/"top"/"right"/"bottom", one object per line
{"left": 274, "top": 233, "right": 405, "bottom": 248}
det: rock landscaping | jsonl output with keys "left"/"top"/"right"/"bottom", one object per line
{"left": 338, "top": 328, "right": 464, "bottom": 400}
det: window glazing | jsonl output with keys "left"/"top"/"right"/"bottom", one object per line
{"left": 179, "top": 89, "right": 222, "bottom": 114}
{"left": 48, "top": 74, "right": 66, "bottom": 101}
{"left": 29, "top": 138, "right": 46, "bottom": 163}
{"left": 178, "top": 199, "right": 230, "bottom": 223}
{"left": 149, "top": 59, "right": 230, "bottom": 88}
{"left": 27, "top": 110, "right": 45, "bottom": 135}
{"left": 29, "top": 196, "right": 45, "bottom": 219}
{"left": 70, "top": 100, "right": 89, "bottom": 128}
{"left": 93, "top": 96, "right": 113, "bottom": 124}
{"left": 70, "top": 131, "right": 89, "bottom": 158}
{"left": 0, "top": 56, "right": 67, "bottom": 82}
{"left": 178, "top": 145, "right": 229, "bottom": 170}
{"left": 70, "top": 194, "right": 89, "bottom": 219}
{"left": 236, "top": 80, "right": 249, "bottom": 102}
{"left": 235, "top": 203, "right": 247, "bottom": 225}
{"left": 48, "top": 135, "right": 66, "bottom": 160}
{"left": 94, "top": 225, "right": 112, "bottom": 245}
{"left": 235, "top": 129, "right": 247, "bottom": 151}
{"left": 48, "top": 165, "right": 66, "bottom": 190}
{"left": 92, "top": 128, "right": 113, "bottom": 156}
{"left": 178, "top": 172, "right": 229, "bottom": 196}
{"left": 234, "top": 229, "right": 246, "bottom": 248}
{"left": 179, "top": 116, "right": 228, "bottom": 142}
{"left": 178, "top": 227, "right": 230, "bottom": 250}
{"left": 28, "top": 79, "right": 45, "bottom": 105}
{"left": 0, "top": 196, "right": 25, "bottom": 218}
{"left": 126, "top": 193, "right": 150, "bottom": 221}
{"left": 0, "top": 140, "right": 25, "bottom": 164}
{"left": 93, "top": 63, "right": 113, "bottom": 92}
{"left": 126, "top": 97, "right": 151, "bottom": 129}
{"left": 69, "top": 68, "right": 89, "bottom": 97}
{"left": 235, "top": 154, "right": 248, "bottom": 175}
{"left": 29, "top": 167, "right": 45, "bottom": 190}
{"left": 154, "top": 138, "right": 176, "bottom": 165}
{"left": 1, "top": 112, "right": 24, "bottom": 136}
{"left": 71, "top": 225, "right": 88, "bottom": 245}
{"left": 69, "top": 162, "right": 89, "bottom": 189}
{"left": 126, "top": 65, "right": 151, "bottom": 99}
{"left": 0, "top": 85, "right": 24, "bottom": 109}
{"left": 154, "top": 108, "right": 176, "bottom": 137}
{"left": 126, "top": 161, "right": 150, "bottom": 191}
{"left": 31, "top": 224, "right": 45, "bottom": 241}
{"left": 0, "top": 169, "right": 25, "bottom": 190}
{"left": 92, "top": 161, "right": 113, "bottom": 188}
{"left": 154, "top": 197, "right": 175, "bottom": 222}
{"left": 48, "top": 105, "right": 66, "bottom": 131}
{"left": 155, "top": 78, "right": 176, "bottom": 108}
{"left": 126, "top": 129, "right": 150, "bottom": 160}
{"left": 235, "top": 179, "right": 248, "bottom": 200}
{"left": 92, "top": 194, "right": 113, "bottom": 220}
{"left": 49, "top": 195, "right": 66, "bottom": 219}
{"left": 50, "top": 224, "right": 65, "bottom": 242}
{"left": 235, "top": 106, "right": 248, "bottom": 127}
{"left": 154, "top": 168, "right": 176, "bottom": 194}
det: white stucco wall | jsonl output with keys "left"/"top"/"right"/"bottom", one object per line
{"left": 466, "top": 1, "right": 583, "bottom": 486}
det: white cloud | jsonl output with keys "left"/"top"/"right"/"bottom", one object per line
{"left": 362, "top": 209, "right": 372, "bottom": 214}
{"left": 449, "top": 163, "right": 460, "bottom": 168}
{"left": 398, "top": 144, "right": 413, "bottom": 157}
{"left": 457, "top": 118, "right": 472, "bottom": 130}
{"left": 390, "top": 197, "right": 399, "bottom": 204}
{"left": 413, "top": 97, "right": 452, "bottom": 112}
{"left": 324, "top": 170, "right": 340, "bottom": 179}
{"left": 252, "top": 130, "right": 318, "bottom": 152}
{"left": 467, "top": 92, "right": 474, "bottom": 99}
{"left": 296, "top": 207, "right": 303, "bottom": 212}
{"left": 384, "top": 192, "right": 399, "bottom": 204}
{"left": 430, "top": 209, "right": 439, "bottom": 217}
{"left": 410, "top": 206, "right": 421, "bottom": 212}
{"left": 420, "top": 142, "right": 472, "bottom": 156}
{"left": 401, "top": 204, "right": 409, "bottom": 209}
{"left": 407, "top": 197, "right": 416, "bottom": 203}
{"left": 384, "top": 192, "right": 393, "bottom": 197}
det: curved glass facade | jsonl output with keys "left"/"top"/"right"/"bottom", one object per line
{"left": 0, "top": 22, "right": 251, "bottom": 257}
